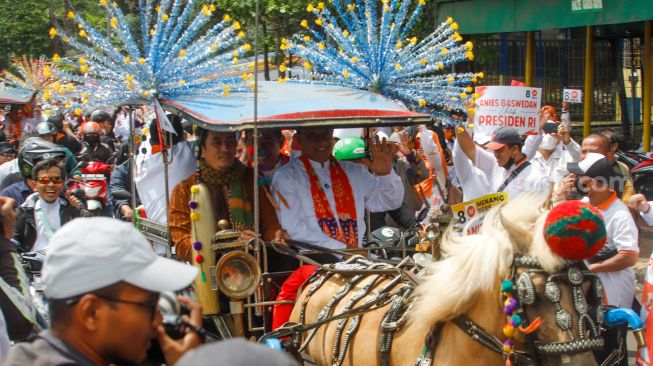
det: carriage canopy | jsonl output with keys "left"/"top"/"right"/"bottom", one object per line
{"left": 0, "top": 87, "right": 36, "bottom": 105}
{"left": 160, "top": 81, "right": 432, "bottom": 131}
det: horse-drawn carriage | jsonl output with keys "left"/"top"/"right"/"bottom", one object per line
{"left": 147, "top": 82, "right": 648, "bottom": 366}
{"left": 131, "top": 80, "right": 448, "bottom": 340}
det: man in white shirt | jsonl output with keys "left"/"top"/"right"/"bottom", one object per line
{"left": 567, "top": 153, "right": 639, "bottom": 308}
{"left": 455, "top": 126, "right": 549, "bottom": 200}
{"left": 530, "top": 124, "right": 581, "bottom": 185}
{"left": 113, "top": 107, "right": 131, "bottom": 142}
{"left": 271, "top": 127, "right": 403, "bottom": 250}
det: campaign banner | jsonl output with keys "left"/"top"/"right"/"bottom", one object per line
{"left": 474, "top": 86, "right": 542, "bottom": 136}
{"left": 563, "top": 88, "right": 582, "bottom": 104}
{"left": 452, "top": 192, "right": 509, "bottom": 235}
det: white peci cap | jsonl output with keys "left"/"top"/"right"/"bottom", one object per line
{"left": 43, "top": 217, "right": 197, "bottom": 299}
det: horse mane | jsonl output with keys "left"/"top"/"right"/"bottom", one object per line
{"left": 408, "top": 192, "right": 567, "bottom": 327}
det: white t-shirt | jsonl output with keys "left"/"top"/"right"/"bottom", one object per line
{"left": 114, "top": 113, "right": 131, "bottom": 142}
{"left": 474, "top": 148, "right": 549, "bottom": 200}
{"left": 452, "top": 140, "right": 490, "bottom": 201}
{"left": 33, "top": 197, "right": 62, "bottom": 252}
{"left": 583, "top": 193, "right": 639, "bottom": 307}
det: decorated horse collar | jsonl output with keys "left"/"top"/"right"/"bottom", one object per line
{"left": 506, "top": 255, "right": 605, "bottom": 362}
{"left": 428, "top": 255, "right": 605, "bottom": 366}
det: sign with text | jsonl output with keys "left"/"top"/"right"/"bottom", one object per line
{"left": 563, "top": 88, "right": 582, "bottom": 104}
{"left": 452, "top": 192, "right": 509, "bottom": 235}
{"left": 474, "top": 86, "right": 542, "bottom": 136}
{"left": 571, "top": 0, "right": 602, "bottom": 13}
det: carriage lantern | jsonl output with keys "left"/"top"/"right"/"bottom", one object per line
{"left": 210, "top": 219, "right": 262, "bottom": 337}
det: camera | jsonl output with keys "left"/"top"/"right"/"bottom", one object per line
{"left": 542, "top": 121, "right": 558, "bottom": 134}
{"left": 159, "top": 291, "right": 186, "bottom": 339}
{"left": 145, "top": 292, "right": 183, "bottom": 365}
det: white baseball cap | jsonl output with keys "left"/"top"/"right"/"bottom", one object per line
{"left": 43, "top": 217, "right": 198, "bottom": 299}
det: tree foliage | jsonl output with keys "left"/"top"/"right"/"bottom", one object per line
{"left": 0, "top": 0, "right": 468, "bottom": 75}
{"left": 0, "top": 0, "right": 123, "bottom": 69}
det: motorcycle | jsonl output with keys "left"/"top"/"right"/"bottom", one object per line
{"left": 363, "top": 206, "right": 451, "bottom": 264}
{"left": 631, "top": 154, "right": 653, "bottom": 201}
{"left": 67, "top": 161, "right": 113, "bottom": 216}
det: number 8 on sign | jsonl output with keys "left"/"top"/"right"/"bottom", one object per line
{"left": 457, "top": 211, "right": 466, "bottom": 224}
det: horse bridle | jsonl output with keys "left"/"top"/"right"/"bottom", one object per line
{"left": 421, "top": 255, "right": 605, "bottom": 366}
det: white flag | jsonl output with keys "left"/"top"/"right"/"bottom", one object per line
{"left": 153, "top": 98, "right": 176, "bottom": 135}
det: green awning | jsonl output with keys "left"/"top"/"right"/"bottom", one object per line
{"left": 436, "top": 0, "right": 653, "bottom": 34}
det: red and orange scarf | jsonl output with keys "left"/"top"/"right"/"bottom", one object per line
{"left": 300, "top": 156, "right": 358, "bottom": 248}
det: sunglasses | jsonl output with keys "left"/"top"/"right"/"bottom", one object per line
{"left": 36, "top": 176, "right": 64, "bottom": 184}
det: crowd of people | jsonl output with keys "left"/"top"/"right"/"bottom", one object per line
{"left": 0, "top": 99, "right": 652, "bottom": 365}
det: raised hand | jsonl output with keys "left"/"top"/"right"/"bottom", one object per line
{"left": 360, "top": 136, "right": 398, "bottom": 176}
{"left": 629, "top": 193, "right": 651, "bottom": 213}
{"left": 397, "top": 130, "right": 412, "bottom": 156}
{"left": 556, "top": 124, "right": 571, "bottom": 145}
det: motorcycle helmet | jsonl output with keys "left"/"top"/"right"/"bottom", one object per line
{"left": 18, "top": 137, "right": 67, "bottom": 178}
{"left": 333, "top": 136, "right": 366, "bottom": 161}
{"left": 46, "top": 115, "right": 64, "bottom": 133}
{"left": 90, "top": 110, "right": 111, "bottom": 123}
{"left": 35, "top": 122, "right": 57, "bottom": 137}
{"left": 81, "top": 121, "right": 102, "bottom": 135}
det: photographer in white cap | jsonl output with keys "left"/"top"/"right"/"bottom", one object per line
{"left": 4, "top": 217, "right": 202, "bottom": 366}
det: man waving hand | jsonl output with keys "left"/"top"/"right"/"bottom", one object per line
{"left": 272, "top": 127, "right": 403, "bottom": 250}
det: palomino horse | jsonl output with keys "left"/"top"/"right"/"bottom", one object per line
{"left": 287, "top": 193, "right": 604, "bottom": 365}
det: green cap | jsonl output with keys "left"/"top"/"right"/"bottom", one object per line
{"left": 333, "top": 136, "right": 366, "bottom": 160}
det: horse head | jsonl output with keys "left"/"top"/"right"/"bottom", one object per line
{"left": 410, "top": 193, "right": 603, "bottom": 366}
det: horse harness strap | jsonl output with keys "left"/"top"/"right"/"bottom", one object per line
{"left": 284, "top": 255, "right": 421, "bottom": 366}
{"left": 413, "top": 323, "right": 445, "bottom": 366}
{"left": 451, "top": 316, "right": 537, "bottom": 365}
{"left": 272, "top": 241, "right": 420, "bottom": 283}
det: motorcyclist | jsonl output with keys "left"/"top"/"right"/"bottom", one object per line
{"left": 45, "top": 115, "right": 82, "bottom": 156}
{"left": 35, "top": 122, "right": 81, "bottom": 179}
{"left": 77, "top": 122, "right": 115, "bottom": 164}
{"left": 91, "top": 110, "right": 118, "bottom": 152}
{"left": 13, "top": 159, "right": 87, "bottom": 253}
{"left": 0, "top": 138, "right": 68, "bottom": 206}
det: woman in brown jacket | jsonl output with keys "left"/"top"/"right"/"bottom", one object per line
{"left": 168, "top": 129, "right": 285, "bottom": 262}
